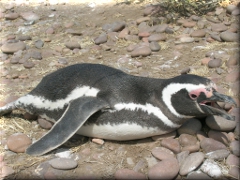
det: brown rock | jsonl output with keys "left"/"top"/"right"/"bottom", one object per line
{"left": 206, "top": 115, "right": 237, "bottom": 131}
{"left": 208, "top": 130, "right": 229, "bottom": 146}
{"left": 200, "top": 138, "right": 227, "bottom": 153}
{"left": 201, "top": 57, "right": 212, "bottom": 65}
{"left": 179, "top": 134, "right": 198, "bottom": 146}
{"left": 38, "top": 118, "right": 53, "bottom": 130}
{"left": 211, "top": 23, "right": 228, "bottom": 32}
{"left": 148, "top": 34, "right": 166, "bottom": 42}
{"left": 190, "top": 29, "right": 206, "bottom": 37}
{"left": 183, "top": 21, "right": 196, "bottom": 28}
{"left": 208, "top": 58, "right": 222, "bottom": 68}
{"left": 230, "top": 141, "right": 240, "bottom": 156}
{"left": 131, "top": 46, "right": 151, "bottom": 57}
{"left": 161, "top": 138, "right": 181, "bottom": 154}
{"left": 118, "top": 28, "right": 129, "bottom": 39}
{"left": 7, "top": 133, "right": 32, "bottom": 153}
{"left": 151, "top": 147, "right": 175, "bottom": 160}
{"left": 115, "top": 169, "right": 146, "bottom": 179}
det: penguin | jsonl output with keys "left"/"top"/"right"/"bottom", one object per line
{"left": 0, "top": 63, "right": 236, "bottom": 156}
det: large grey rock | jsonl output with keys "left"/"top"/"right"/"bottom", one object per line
{"left": 206, "top": 115, "right": 237, "bottom": 131}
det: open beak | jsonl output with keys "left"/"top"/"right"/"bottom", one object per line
{"left": 199, "top": 91, "right": 237, "bottom": 121}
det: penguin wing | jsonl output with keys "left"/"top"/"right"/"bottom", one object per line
{"left": 26, "top": 96, "right": 109, "bottom": 156}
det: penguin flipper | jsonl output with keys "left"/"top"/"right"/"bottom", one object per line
{"left": 26, "top": 97, "right": 109, "bottom": 156}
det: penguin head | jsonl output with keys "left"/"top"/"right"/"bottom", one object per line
{"left": 162, "top": 74, "right": 236, "bottom": 120}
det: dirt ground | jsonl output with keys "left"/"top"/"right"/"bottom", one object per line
{"left": 0, "top": 0, "right": 239, "bottom": 179}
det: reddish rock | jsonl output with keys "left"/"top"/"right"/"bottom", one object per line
{"left": 182, "top": 21, "right": 196, "bottom": 28}
{"left": 115, "top": 169, "right": 146, "bottom": 179}
{"left": 161, "top": 138, "right": 181, "bottom": 154}
{"left": 151, "top": 147, "right": 175, "bottom": 160}
{"left": 200, "top": 138, "right": 227, "bottom": 153}
{"left": 201, "top": 57, "right": 212, "bottom": 65}
{"left": 38, "top": 118, "right": 53, "bottom": 130}
{"left": 208, "top": 130, "right": 229, "bottom": 146}
{"left": 92, "top": 138, "right": 104, "bottom": 145}
{"left": 7, "top": 133, "right": 32, "bottom": 153}
{"left": 131, "top": 46, "right": 151, "bottom": 57}
{"left": 118, "top": 28, "right": 129, "bottom": 39}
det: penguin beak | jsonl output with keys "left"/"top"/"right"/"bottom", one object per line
{"left": 199, "top": 91, "right": 237, "bottom": 121}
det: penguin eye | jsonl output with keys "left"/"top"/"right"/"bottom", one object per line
{"left": 189, "top": 93, "right": 198, "bottom": 100}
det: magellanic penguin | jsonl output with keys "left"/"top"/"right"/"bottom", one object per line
{"left": 0, "top": 63, "right": 236, "bottom": 156}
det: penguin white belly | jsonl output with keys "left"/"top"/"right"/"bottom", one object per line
{"left": 77, "top": 123, "right": 169, "bottom": 141}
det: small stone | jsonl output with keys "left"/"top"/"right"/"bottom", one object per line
{"left": 138, "top": 32, "right": 150, "bottom": 37}
{"left": 200, "top": 138, "right": 227, "bottom": 153}
{"left": 1, "top": 41, "right": 26, "bottom": 54}
{"left": 208, "top": 58, "right": 222, "bottom": 68}
{"left": 165, "top": 27, "right": 174, "bottom": 34}
{"left": 58, "top": 57, "right": 68, "bottom": 65}
{"left": 136, "top": 17, "right": 150, "bottom": 24}
{"left": 131, "top": 46, "right": 151, "bottom": 57}
{"left": 232, "top": 8, "right": 240, "bottom": 15}
{"left": 28, "top": 49, "right": 42, "bottom": 60}
{"left": 211, "top": 23, "right": 228, "bottom": 32}
{"left": 226, "top": 154, "right": 240, "bottom": 179}
{"left": 17, "top": 35, "right": 32, "bottom": 41}
{"left": 230, "top": 141, "right": 239, "bottom": 156}
{"left": 179, "top": 152, "right": 205, "bottom": 176}
{"left": 7, "top": 133, "right": 32, "bottom": 153}
{"left": 115, "top": 169, "right": 146, "bottom": 179}
{"left": 220, "top": 31, "right": 238, "bottom": 42}
{"left": 210, "top": 34, "right": 222, "bottom": 42}
{"left": 205, "top": 115, "right": 237, "bottom": 131}
{"left": 155, "top": 24, "right": 168, "bottom": 33}
{"left": 201, "top": 57, "right": 212, "bottom": 65}
{"left": 227, "top": 54, "right": 239, "bottom": 67}
{"left": 38, "top": 118, "right": 53, "bottom": 129}
{"left": 179, "top": 134, "right": 198, "bottom": 146}
{"left": 102, "top": 21, "right": 125, "bottom": 32}
{"left": 92, "top": 138, "right": 104, "bottom": 145}
{"left": 226, "top": 4, "right": 238, "bottom": 14}
{"left": 35, "top": 40, "right": 44, "bottom": 49}
{"left": 49, "top": 158, "right": 77, "bottom": 170}
{"left": 225, "top": 70, "right": 239, "bottom": 82}
{"left": 23, "top": 112, "right": 38, "bottom": 120}
{"left": 23, "top": 61, "right": 35, "bottom": 69}
{"left": 177, "top": 151, "right": 190, "bottom": 166}
{"left": 20, "top": 12, "right": 40, "bottom": 21}
{"left": 149, "top": 41, "right": 161, "bottom": 52}
{"left": 208, "top": 130, "right": 229, "bottom": 146}
{"left": 94, "top": 33, "right": 107, "bottom": 45}
{"left": 151, "top": 131, "right": 176, "bottom": 141}
{"left": 187, "top": 171, "right": 212, "bottom": 179}
{"left": 1, "top": 165, "right": 15, "bottom": 179}
{"left": 205, "top": 149, "right": 230, "bottom": 160}
{"left": 65, "top": 41, "right": 81, "bottom": 50}
{"left": 190, "top": 29, "right": 206, "bottom": 37}
{"left": 46, "top": 27, "right": 54, "bottom": 34}
{"left": 179, "top": 37, "right": 194, "bottom": 43}
{"left": 148, "top": 158, "right": 179, "bottom": 179}
{"left": 180, "top": 67, "right": 190, "bottom": 74}
{"left": 177, "top": 118, "right": 202, "bottom": 135}
{"left": 118, "top": 28, "right": 129, "bottom": 39}
{"left": 200, "top": 159, "right": 222, "bottom": 178}
{"left": 160, "top": 138, "right": 181, "bottom": 154}
{"left": 182, "top": 21, "right": 196, "bottom": 28}
{"left": 151, "top": 147, "right": 175, "bottom": 160}
{"left": 148, "top": 34, "right": 166, "bottom": 42}
{"left": 5, "top": 13, "right": 19, "bottom": 20}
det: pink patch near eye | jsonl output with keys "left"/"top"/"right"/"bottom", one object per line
{"left": 189, "top": 88, "right": 205, "bottom": 100}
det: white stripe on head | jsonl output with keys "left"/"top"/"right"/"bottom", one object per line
{"left": 162, "top": 83, "right": 206, "bottom": 118}
{"left": 16, "top": 86, "right": 100, "bottom": 111}
{"left": 113, "top": 103, "right": 180, "bottom": 128}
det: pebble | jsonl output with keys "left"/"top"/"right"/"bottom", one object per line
{"left": 23, "top": 61, "right": 35, "bottom": 69}
{"left": 148, "top": 34, "right": 166, "bottom": 42}
{"left": 7, "top": 133, "right": 32, "bottom": 153}
{"left": 148, "top": 158, "right": 179, "bottom": 179}
{"left": 200, "top": 159, "right": 222, "bottom": 179}
{"left": 17, "top": 35, "right": 32, "bottom": 41}
{"left": 155, "top": 24, "right": 168, "bottom": 33}
{"left": 131, "top": 46, "right": 151, "bottom": 57}
{"left": 177, "top": 118, "right": 202, "bottom": 135}
{"left": 177, "top": 151, "right": 189, "bottom": 166}
{"left": 151, "top": 147, "right": 175, "bottom": 160}
{"left": 38, "top": 118, "right": 53, "bottom": 129}
{"left": 230, "top": 141, "right": 239, "bottom": 156}
{"left": 226, "top": 154, "right": 240, "bottom": 179}
{"left": 182, "top": 21, "right": 196, "bottom": 28}
{"left": 179, "top": 152, "right": 204, "bottom": 176}
{"left": 200, "top": 138, "right": 227, "bottom": 153}
{"left": 187, "top": 171, "right": 212, "bottom": 179}
{"left": 232, "top": 8, "right": 240, "bottom": 15}
{"left": 1, "top": 165, "right": 15, "bottom": 179}
{"left": 118, "top": 28, "right": 129, "bottom": 39}
{"left": 28, "top": 49, "right": 42, "bottom": 60}
{"left": 227, "top": 54, "right": 239, "bottom": 66}
{"left": 1, "top": 41, "right": 26, "bottom": 54}
{"left": 136, "top": 17, "right": 150, "bottom": 24}
{"left": 190, "top": 29, "right": 206, "bottom": 37}
{"left": 205, "top": 149, "right": 230, "bottom": 160}
{"left": 49, "top": 158, "right": 77, "bottom": 170}
{"left": 102, "top": 21, "right": 125, "bottom": 32}
{"left": 208, "top": 130, "right": 229, "bottom": 146}
{"left": 65, "top": 41, "right": 81, "bottom": 49}
{"left": 160, "top": 138, "right": 181, "bottom": 154}
{"left": 138, "top": 32, "right": 150, "bottom": 37}
{"left": 114, "top": 169, "right": 146, "bottom": 179}
{"left": 180, "top": 67, "right": 190, "bottom": 74}
{"left": 5, "top": 13, "right": 19, "bottom": 20}
{"left": 225, "top": 70, "right": 239, "bottom": 82}
{"left": 220, "top": 31, "right": 239, "bottom": 42}
{"left": 23, "top": 112, "right": 38, "bottom": 120}
{"left": 35, "top": 40, "right": 44, "bottom": 49}
{"left": 210, "top": 34, "right": 222, "bottom": 42}
{"left": 211, "top": 23, "right": 228, "bottom": 32}
{"left": 94, "top": 33, "right": 108, "bottom": 45}
{"left": 226, "top": 4, "right": 238, "bottom": 14}
{"left": 201, "top": 57, "right": 212, "bottom": 65}
{"left": 20, "top": 11, "right": 40, "bottom": 21}
{"left": 179, "top": 134, "right": 198, "bottom": 146}
{"left": 179, "top": 37, "right": 194, "bottom": 43}
{"left": 151, "top": 131, "right": 176, "bottom": 141}
{"left": 92, "top": 138, "right": 104, "bottom": 145}
{"left": 149, "top": 41, "right": 161, "bottom": 52}
{"left": 46, "top": 27, "right": 54, "bottom": 34}
{"left": 205, "top": 115, "right": 237, "bottom": 131}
